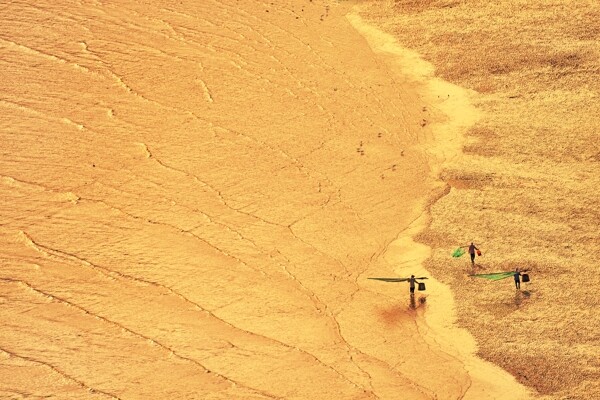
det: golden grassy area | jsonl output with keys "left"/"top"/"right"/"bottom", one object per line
{"left": 359, "top": 1, "right": 600, "bottom": 399}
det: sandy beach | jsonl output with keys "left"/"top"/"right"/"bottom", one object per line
{"left": 0, "top": 0, "right": 597, "bottom": 399}
{"left": 359, "top": 1, "right": 600, "bottom": 399}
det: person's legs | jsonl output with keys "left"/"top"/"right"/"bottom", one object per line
{"left": 470, "top": 253, "right": 475, "bottom": 265}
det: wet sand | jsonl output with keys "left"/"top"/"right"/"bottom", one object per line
{"left": 359, "top": 1, "right": 600, "bottom": 399}
{"left": 1, "top": 0, "right": 590, "bottom": 399}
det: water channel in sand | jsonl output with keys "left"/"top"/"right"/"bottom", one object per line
{"left": 1, "top": 1, "right": 533, "bottom": 398}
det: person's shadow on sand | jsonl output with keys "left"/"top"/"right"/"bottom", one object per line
{"left": 514, "top": 290, "right": 531, "bottom": 307}
{"left": 378, "top": 296, "right": 427, "bottom": 326}
{"left": 409, "top": 294, "right": 427, "bottom": 310}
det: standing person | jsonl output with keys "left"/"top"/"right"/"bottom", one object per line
{"left": 514, "top": 268, "right": 522, "bottom": 290}
{"left": 513, "top": 268, "right": 529, "bottom": 289}
{"left": 409, "top": 275, "right": 418, "bottom": 294}
{"left": 468, "top": 242, "right": 479, "bottom": 266}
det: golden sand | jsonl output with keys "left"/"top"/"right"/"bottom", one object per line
{"left": 0, "top": 0, "right": 596, "bottom": 399}
{"left": 359, "top": 1, "right": 600, "bottom": 399}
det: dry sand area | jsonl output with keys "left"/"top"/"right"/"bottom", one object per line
{"left": 360, "top": 1, "right": 600, "bottom": 399}
{"left": 0, "top": 0, "right": 597, "bottom": 399}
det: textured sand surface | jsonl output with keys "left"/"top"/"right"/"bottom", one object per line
{"left": 359, "top": 1, "right": 600, "bottom": 399}
{"left": 0, "top": 0, "right": 580, "bottom": 399}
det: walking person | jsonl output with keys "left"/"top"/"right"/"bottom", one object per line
{"left": 514, "top": 268, "right": 522, "bottom": 289}
{"left": 409, "top": 275, "right": 418, "bottom": 295}
{"left": 513, "top": 268, "right": 530, "bottom": 289}
{"left": 467, "top": 242, "right": 479, "bottom": 266}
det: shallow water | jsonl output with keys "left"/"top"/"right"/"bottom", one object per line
{"left": 1, "top": 1, "right": 533, "bottom": 398}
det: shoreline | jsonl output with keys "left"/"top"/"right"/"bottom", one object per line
{"left": 347, "top": 9, "right": 532, "bottom": 399}
{"left": 4, "top": 0, "right": 596, "bottom": 397}
{"left": 354, "top": 1, "right": 600, "bottom": 398}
